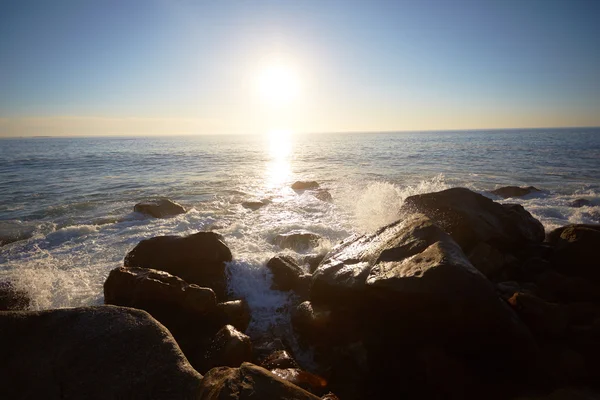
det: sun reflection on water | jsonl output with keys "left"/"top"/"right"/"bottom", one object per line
{"left": 265, "top": 130, "right": 292, "bottom": 188}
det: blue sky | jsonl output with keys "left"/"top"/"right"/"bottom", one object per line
{"left": 1, "top": 0, "right": 599, "bottom": 136}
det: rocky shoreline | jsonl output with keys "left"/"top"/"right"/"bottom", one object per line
{"left": 2, "top": 186, "right": 600, "bottom": 399}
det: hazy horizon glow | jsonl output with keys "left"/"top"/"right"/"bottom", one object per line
{"left": 1, "top": 0, "right": 599, "bottom": 137}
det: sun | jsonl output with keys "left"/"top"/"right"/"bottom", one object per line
{"left": 255, "top": 62, "right": 300, "bottom": 107}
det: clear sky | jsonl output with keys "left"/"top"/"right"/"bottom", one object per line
{"left": 1, "top": 0, "right": 599, "bottom": 136}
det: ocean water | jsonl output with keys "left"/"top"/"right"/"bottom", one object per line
{"left": 1, "top": 128, "right": 599, "bottom": 335}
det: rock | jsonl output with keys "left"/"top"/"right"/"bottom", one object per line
{"left": 292, "top": 181, "right": 320, "bottom": 190}
{"left": 490, "top": 186, "right": 541, "bottom": 198}
{"left": 508, "top": 292, "right": 569, "bottom": 338}
{"left": 0, "top": 281, "right": 30, "bottom": 311}
{"left": 260, "top": 350, "right": 299, "bottom": 370}
{"left": 321, "top": 393, "right": 341, "bottom": 400}
{"left": 252, "top": 337, "right": 288, "bottom": 363}
{"left": 312, "top": 190, "right": 332, "bottom": 202}
{"left": 402, "top": 187, "right": 545, "bottom": 253}
{"left": 104, "top": 266, "right": 217, "bottom": 316}
{"left": 535, "top": 270, "right": 600, "bottom": 303}
{"left": 214, "top": 300, "right": 251, "bottom": 333}
{"left": 198, "top": 362, "right": 320, "bottom": 399}
{"left": 467, "top": 242, "right": 509, "bottom": 279}
{"left": 291, "top": 301, "right": 334, "bottom": 345}
{"left": 311, "top": 213, "right": 538, "bottom": 395}
{"left": 570, "top": 199, "right": 593, "bottom": 208}
{"left": 273, "top": 231, "right": 322, "bottom": 252}
{"left": 303, "top": 253, "right": 326, "bottom": 273}
{"left": 134, "top": 198, "right": 186, "bottom": 218}
{"left": 203, "top": 325, "right": 252, "bottom": 372}
{"left": 241, "top": 201, "right": 265, "bottom": 211}
{"left": 546, "top": 224, "right": 600, "bottom": 282}
{"left": 270, "top": 368, "right": 328, "bottom": 395}
{"left": 124, "top": 231, "right": 232, "bottom": 299}
{"left": 266, "top": 255, "right": 306, "bottom": 292}
{"left": 0, "top": 306, "right": 202, "bottom": 399}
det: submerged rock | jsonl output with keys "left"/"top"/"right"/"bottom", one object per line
{"left": 312, "top": 190, "right": 332, "bottom": 202}
{"left": 0, "top": 281, "right": 30, "bottom": 311}
{"left": 569, "top": 198, "right": 592, "bottom": 208}
{"left": 124, "top": 231, "right": 232, "bottom": 299}
{"left": 134, "top": 198, "right": 186, "bottom": 218}
{"left": 402, "top": 187, "right": 545, "bottom": 254}
{"left": 292, "top": 181, "right": 320, "bottom": 190}
{"left": 198, "top": 362, "right": 320, "bottom": 400}
{"left": 273, "top": 231, "right": 322, "bottom": 252}
{"left": 490, "top": 186, "right": 541, "bottom": 198}
{"left": 241, "top": 201, "right": 265, "bottom": 211}
{"left": 0, "top": 306, "right": 202, "bottom": 399}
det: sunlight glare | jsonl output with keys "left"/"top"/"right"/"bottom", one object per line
{"left": 265, "top": 130, "right": 292, "bottom": 187}
{"left": 256, "top": 62, "right": 300, "bottom": 108}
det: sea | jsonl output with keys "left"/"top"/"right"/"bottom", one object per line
{"left": 1, "top": 128, "right": 599, "bottom": 336}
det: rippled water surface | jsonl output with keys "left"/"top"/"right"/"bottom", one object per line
{"left": 1, "top": 128, "right": 599, "bottom": 333}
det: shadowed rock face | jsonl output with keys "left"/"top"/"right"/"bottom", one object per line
{"left": 402, "top": 187, "right": 545, "bottom": 254}
{"left": 198, "top": 362, "right": 320, "bottom": 400}
{"left": 490, "top": 186, "right": 541, "bottom": 199}
{"left": 0, "top": 306, "right": 202, "bottom": 400}
{"left": 546, "top": 224, "right": 600, "bottom": 282}
{"left": 134, "top": 198, "right": 186, "bottom": 218}
{"left": 266, "top": 255, "right": 306, "bottom": 292}
{"left": 309, "top": 213, "right": 539, "bottom": 398}
{"left": 124, "top": 231, "right": 232, "bottom": 300}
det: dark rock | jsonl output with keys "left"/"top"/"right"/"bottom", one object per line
{"left": 321, "top": 393, "right": 341, "bottom": 400}
{"left": 467, "top": 242, "right": 509, "bottom": 279}
{"left": 198, "top": 362, "right": 320, "bottom": 399}
{"left": 104, "top": 266, "right": 217, "bottom": 315}
{"left": 312, "top": 190, "right": 332, "bottom": 202}
{"left": 271, "top": 368, "right": 328, "bottom": 395}
{"left": 266, "top": 255, "right": 306, "bottom": 292}
{"left": 570, "top": 199, "right": 593, "bottom": 208}
{"left": 292, "top": 181, "right": 320, "bottom": 190}
{"left": 508, "top": 292, "right": 569, "bottom": 338}
{"left": 214, "top": 300, "right": 251, "bottom": 333}
{"left": 124, "top": 231, "right": 232, "bottom": 299}
{"left": 402, "top": 187, "right": 545, "bottom": 253}
{"left": 203, "top": 325, "right": 252, "bottom": 371}
{"left": 273, "top": 231, "right": 322, "bottom": 252}
{"left": 134, "top": 198, "right": 186, "bottom": 218}
{"left": 291, "top": 301, "right": 334, "bottom": 345}
{"left": 260, "top": 350, "right": 299, "bottom": 370}
{"left": 490, "top": 186, "right": 541, "bottom": 198}
{"left": 252, "top": 337, "right": 287, "bottom": 363}
{"left": 0, "top": 281, "right": 30, "bottom": 311}
{"left": 310, "top": 213, "right": 538, "bottom": 396}
{"left": 241, "top": 201, "right": 265, "bottom": 211}
{"left": 496, "top": 281, "right": 537, "bottom": 301}
{"left": 536, "top": 270, "right": 600, "bottom": 303}
{"left": 303, "top": 253, "right": 326, "bottom": 273}
{"left": 0, "top": 306, "right": 202, "bottom": 399}
{"left": 546, "top": 224, "right": 600, "bottom": 282}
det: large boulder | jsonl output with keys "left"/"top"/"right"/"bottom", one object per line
{"left": 266, "top": 255, "right": 308, "bottom": 293}
{"left": 401, "top": 187, "right": 544, "bottom": 255}
{"left": 490, "top": 186, "right": 541, "bottom": 199}
{"left": 546, "top": 224, "right": 600, "bottom": 282}
{"left": 0, "top": 306, "right": 202, "bottom": 399}
{"left": 292, "top": 181, "right": 320, "bottom": 190}
{"left": 273, "top": 231, "right": 322, "bottom": 252}
{"left": 198, "top": 362, "right": 320, "bottom": 399}
{"left": 134, "top": 198, "right": 186, "bottom": 218}
{"left": 310, "top": 213, "right": 538, "bottom": 398}
{"left": 203, "top": 325, "right": 252, "bottom": 371}
{"left": 124, "top": 231, "right": 232, "bottom": 299}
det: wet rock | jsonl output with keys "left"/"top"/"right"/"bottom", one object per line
{"left": 134, "top": 198, "right": 186, "bottom": 218}
{"left": 0, "top": 306, "right": 202, "bottom": 399}
{"left": 104, "top": 266, "right": 217, "bottom": 315}
{"left": 271, "top": 368, "right": 328, "bottom": 395}
{"left": 402, "top": 187, "right": 545, "bottom": 253}
{"left": 508, "top": 292, "right": 569, "bottom": 338}
{"left": 292, "top": 181, "right": 320, "bottom": 190}
{"left": 303, "top": 253, "right": 326, "bottom": 273}
{"left": 124, "top": 231, "right": 232, "bottom": 299}
{"left": 321, "top": 393, "right": 341, "bottom": 400}
{"left": 546, "top": 224, "right": 600, "bottom": 282}
{"left": 252, "top": 337, "right": 287, "bottom": 363}
{"left": 260, "top": 350, "right": 299, "bottom": 370}
{"left": 273, "top": 231, "right": 322, "bottom": 252}
{"left": 311, "top": 213, "right": 538, "bottom": 396}
{"left": 535, "top": 270, "right": 600, "bottom": 303}
{"left": 291, "top": 301, "right": 334, "bottom": 345}
{"left": 214, "top": 300, "right": 251, "bottom": 333}
{"left": 490, "top": 186, "right": 541, "bottom": 198}
{"left": 203, "top": 325, "right": 252, "bottom": 371}
{"left": 198, "top": 362, "right": 320, "bottom": 400}
{"left": 570, "top": 199, "right": 593, "bottom": 208}
{"left": 266, "top": 255, "right": 306, "bottom": 292}
{"left": 467, "top": 242, "right": 509, "bottom": 279}
{"left": 312, "top": 190, "right": 332, "bottom": 202}
{"left": 0, "top": 281, "right": 30, "bottom": 311}
{"left": 241, "top": 201, "right": 265, "bottom": 211}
